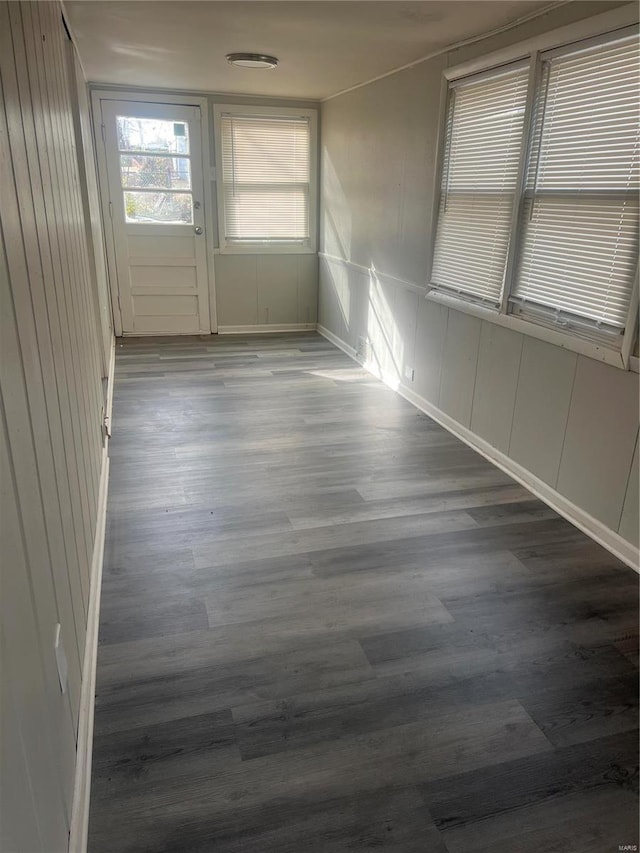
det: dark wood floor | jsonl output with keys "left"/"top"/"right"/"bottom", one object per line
{"left": 89, "top": 332, "right": 639, "bottom": 853}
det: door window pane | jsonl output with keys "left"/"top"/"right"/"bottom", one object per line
{"left": 123, "top": 191, "right": 193, "bottom": 224}
{"left": 117, "top": 116, "right": 190, "bottom": 155}
{"left": 120, "top": 155, "right": 191, "bottom": 190}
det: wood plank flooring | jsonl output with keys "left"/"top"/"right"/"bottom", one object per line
{"left": 89, "top": 332, "right": 639, "bottom": 853}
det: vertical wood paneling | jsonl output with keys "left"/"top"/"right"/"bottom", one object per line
{"left": 0, "top": 33, "right": 79, "bottom": 818}
{"left": 0, "top": 3, "right": 110, "bottom": 850}
{"left": 508, "top": 337, "right": 577, "bottom": 487}
{"left": 392, "top": 286, "right": 419, "bottom": 383}
{"left": 297, "top": 254, "right": 318, "bottom": 324}
{"left": 214, "top": 253, "right": 319, "bottom": 328}
{"left": 38, "top": 1, "right": 101, "bottom": 533}
{"left": 557, "top": 356, "right": 639, "bottom": 530}
{"left": 20, "top": 0, "right": 92, "bottom": 610}
{"left": 439, "top": 310, "right": 481, "bottom": 428}
{"left": 0, "top": 409, "right": 69, "bottom": 852}
{"left": 412, "top": 299, "right": 447, "bottom": 404}
{"left": 0, "top": 670, "right": 43, "bottom": 853}
{"left": 258, "top": 256, "right": 298, "bottom": 325}
{"left": 470, "top": 323, "right": 523, "bottom": 454}
{"left": 7, "top": 0, "right": 87, "bottom": 675}
{"left": 619, "top": 435, "right": 639, "bottom": 547}
{"left": 214, "top": 254, "right": 258, "bottom": 325}
{"left": 23, "top": 4, "right": 93, "bottom": 567}
{"left": 345, "top": 266, "right": 369, "bottom": 351}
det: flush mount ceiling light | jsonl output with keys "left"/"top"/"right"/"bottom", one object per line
{"left": 226, "top": 53, "right": 278, "bottom": 70}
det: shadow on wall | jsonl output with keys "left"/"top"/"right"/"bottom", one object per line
{"left": 322, "top": 150, "right": 352, "bottom": 260}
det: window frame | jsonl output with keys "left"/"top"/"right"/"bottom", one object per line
{"left": 427, "top": 6, "right": 639, "bottom": 370}
{"left": 213, "top": 103, "right": 318, "bottom": 255}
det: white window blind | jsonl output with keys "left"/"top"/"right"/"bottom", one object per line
{"left": 512, "top": 34, "right": 640, "bottom": 335}
{"left": 219, "top": 113, "right": 311, "bottom": 243}
{"left": 431, "top": 64, "right": 529, "bottom": 304}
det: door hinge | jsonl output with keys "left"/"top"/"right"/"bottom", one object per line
{"left": 103, "top": 414, "right": 111, "bottom": 440}
{"left": 100, "top": 122, "right": 106, "bottom": 144}
{"left": 108, "top": 200, "right": 113, "bottom": 219}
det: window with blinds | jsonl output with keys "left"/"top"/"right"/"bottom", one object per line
{"left": 431, "top": 26, "right": 640, "bottom": 354}
{"left": 431, "top": 64, "right": 529, "bottom": 304}
{"left": 512, "top": 34, "right": 639, "bottom": 338}
{"left": 218, "top": 112, "right": 312, "bottom": 246}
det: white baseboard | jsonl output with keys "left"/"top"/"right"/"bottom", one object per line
{"left": 317, "top": 325, "right": 640, "bottom": 572}
{"left": 218, "top": 323, "right": 317, "bottom": 334}
{"left": 316, "top": 324, "right": 357, "bottom": 359}
{"left": 120, "top": 329, "right": 212, "bottom": 336}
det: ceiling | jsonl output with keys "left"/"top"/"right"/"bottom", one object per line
{"left": 66, "top": 1, "right": 556, "bottom": 101}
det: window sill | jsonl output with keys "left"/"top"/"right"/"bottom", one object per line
{"left": 216, "top": 244, "right": 317, "bottom": 256}
{"left": 426, "top": 288, "right": 629, "bottom": 370}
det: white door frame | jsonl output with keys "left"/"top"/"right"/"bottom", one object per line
{"left": 91, "top": 89, "right": 218, "bottom": 335}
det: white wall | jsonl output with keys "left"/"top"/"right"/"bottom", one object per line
{"left": 318, "top": 1, "right": 639, "bottom": 559}
{"left": 90, "top": 85, "right": 319, "bottom": 332}
{"left": 0, "top": 3, "right": 111, "bottom": 850}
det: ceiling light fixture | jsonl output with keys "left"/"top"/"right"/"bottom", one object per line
{"left": 226, "top": 53, "right": 278, "bottom": 70}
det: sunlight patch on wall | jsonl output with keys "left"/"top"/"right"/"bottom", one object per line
{"left": 366, "top": 266, "right": 403, "bottom": 389}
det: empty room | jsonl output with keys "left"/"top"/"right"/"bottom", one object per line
{"left": 1, "top": 1, "right": 639, "bottom": 851}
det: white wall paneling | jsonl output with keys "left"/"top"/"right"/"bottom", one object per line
{"left": 215, "top": 253, "right": 318, "bottom": 329}
{"left": 297, "top": 254, "right": 319, "bottom": 325}
{"left": 214, "top": 254, "right": 259, "bottom": 326}
{"left": 471, "top": 323, "right": 523, "bottom": 455}
{"left": 0, "top": 3, "right": 112, "bottom": 850}
{"left": 412, "top": 297, "right": 448, "bottom": 405}
{"left": 619, "top": 436, "right": 639, "bottom": 547}
{"left": 439, "top": 311, "right": 482, "bottom": 429}
{"left": 509, "top": 338, "right": 577, "bottom": 487}
{"left": 318, "top": 254, "right": 350, "bottom": 347}
{"left": 557, "top": 358, "right": 639, "bottom": 531}
{"left": 258, "top": 255, "right": 299, "bottom": 325}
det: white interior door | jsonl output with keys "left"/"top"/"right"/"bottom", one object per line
{"left": 101, "top": 99, "right": 210, "bottom": 335}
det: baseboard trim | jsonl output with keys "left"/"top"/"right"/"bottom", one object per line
{"left": 120, "top": 329, "right": 212, "bottom": 336}
{"left": 218, "top": 323, "right": 317, "bottom": 334}
{"left": 317, "top": 325, "right": 640, "bottom": 572}
{"left": 316, "top": 324, "right": 357, "bottom": 359}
